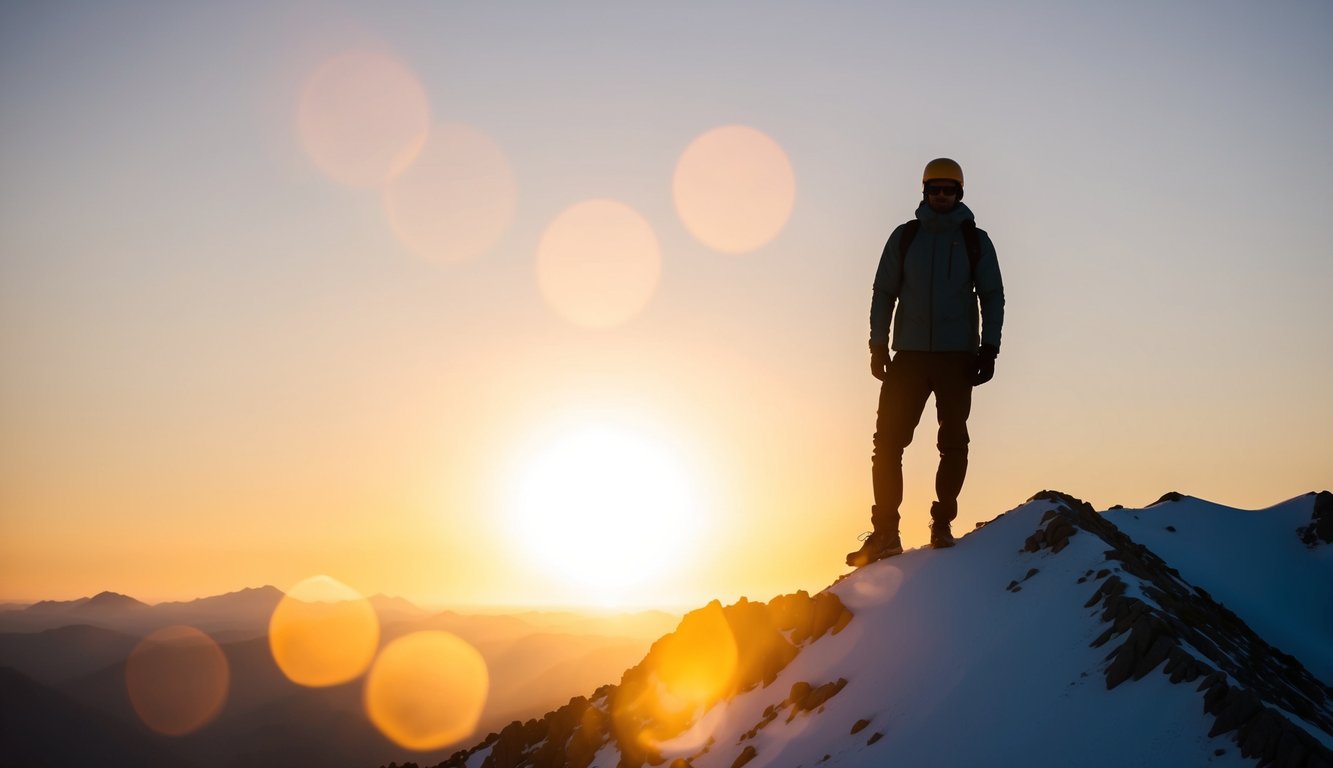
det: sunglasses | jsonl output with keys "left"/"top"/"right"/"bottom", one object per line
{"left": 925, "top": 185, "right": 960, "bottom": 197}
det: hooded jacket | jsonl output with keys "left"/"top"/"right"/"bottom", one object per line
{"left": 869, "top": 200, "right": 1005, "bottom": 353}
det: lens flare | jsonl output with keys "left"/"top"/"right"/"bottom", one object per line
{"left": 364, "top": 631, "right": 489, "bottom": 751}
{"left": 673, "top": 124, "right": 796, "bottom": 254}
{"left": 535, "top": 199, "right": 661, "bottom": 328}
{"left": 653, "top": 604, "right": 739, "bottom": 706}
{"left": 844, "top": 561, "right": 905, "bottom": 606}
{"left": 268, "top": 575, "right": 379, "bottom": 687}
{"left": 297, "top": 50, "right": 431, "bottom": 187}
{"left": 125, "top": 625, "right": 229, "bottom": 736}
{"left": 613, "top": 601, "right": 738, "bottom": 753}
{"left": 383, "top": 122, "right": 516, "bottom": 264}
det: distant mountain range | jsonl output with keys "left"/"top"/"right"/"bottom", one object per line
{"left": 415, "top": 490, "right": 1333, "bottom": 768}
{"left": 0, "top": 585, "right": 285, "bottom": 639}
{"left": 0, "top": 585, "right": 678, "bottom": 768}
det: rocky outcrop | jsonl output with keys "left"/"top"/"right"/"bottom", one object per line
{"left": 610, "top": 592, "right": 852, "bottom": 767}
{"left": 1297, "top": 491, "right": 1333, "bottom": 547}
{"left": 1029, "top": 490, "right": 1333, "bottom": 768}
{"left": 790, "top": 678, "right": 848, "bottom": 716}
{"left": 419, "top": 590, "right": 853, "bottom": 768}
{"left": 1023, "top": 493, "right": 1080, "bottom": 553}
{"left": 738, "top": 676, "right": 850, "bottom": 743}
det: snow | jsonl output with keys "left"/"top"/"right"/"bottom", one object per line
{"left": 463, "top": 492, "right": 1331, "bottom": 767}
{"left": 585, "top": 740, "right": 620, "bottom": 768}
{"left": 643, "top": 497, "right": 1325, "bottom": 767}
{"left": 1104, "top": 495, "right": 1333, "bottom": 685}
{"left": 464, "top": 744, "right": 493, "bottom": 768}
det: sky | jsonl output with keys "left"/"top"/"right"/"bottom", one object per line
{"left": 2, "top": 0, "right": 1331, "bottom": 610}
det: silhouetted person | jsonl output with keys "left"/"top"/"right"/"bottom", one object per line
{"left": 847, "top": 158, "right": 1005, "bottom": 567}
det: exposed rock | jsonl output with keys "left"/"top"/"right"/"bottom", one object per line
{"left": 768, "top": 590, "right": 855, "bottom": 646}
{"left": 788, "top": 681, "right": 812, "bottom": 707}
{"left": 742, "top": 703, "right": 781, "bottom": 741}
{"left": 1150, "top": 491, "right": 1187, "bottom": 505}
{"left": 1028, "top": 489, "right": 1078, "bottom": 505}
{"left": 1038, "top": 492, "right": 1333, "bottom": 768}
{"left": 1083, "top": 574, "right": 1125, "bottom": 609}
{"left": 798, "top": 679, "right": 847, "bottom": 712}
{"left": 1297, "top": 490, "right": 1333, "bottom": 547}
{"left": 423, "top": 588, "right": 855, "bottom": 768}
{"left": 850, "top": 719, "right": 871, "bottom": 735}
{"left": 562, "top": 703, "right": 608, "bottom": 768}
{"left": 1022, "top": 493, "right": 1086, "bottom": 553}
{"left": 730, "top": 746, "right": 757, "bottom": 768}
{"left": 783, "top": 678, "right": 848, "bottom": 723}
{"left": 1008, "top": 566, "right": 1042, "bottom": 592}
{"left": 1163, "top": 646, "right": 1206, "bottom": 685}
{"left": 866, "top": 732, "right": 884, "bottom": 746}
{"left": 1209, "top": 687, "right": 1263, "bottom": 737}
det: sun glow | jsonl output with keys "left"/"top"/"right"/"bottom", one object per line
{"left": 507, "top": 421, "right": 705, "bottom": 604}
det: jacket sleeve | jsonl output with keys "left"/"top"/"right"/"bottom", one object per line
{"left": 975, "top": 231, "right": 1005, "bottom": 350}
{"left": 869, "top": 226, "right": 903, "bottom": 348}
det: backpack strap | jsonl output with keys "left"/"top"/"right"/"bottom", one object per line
{"left": 896, "top": 220, "right": 920, "bottom": 290}
{"left": 961, "top": 220, "right": 983, "bottom": 283}
{"left": 898, "top": 218, "right": 984, "bottom": 288}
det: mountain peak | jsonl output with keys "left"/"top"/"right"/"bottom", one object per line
{"left": 194, "top": 585, "right": 284, "bottom": 604}
{"left": 421, "top": 491, "right": 1333, "bottom": 768}
{"left": 82, "top": 591, "right": 148, "bottom": 609}
{"left": 1149, "top": 490, "right": 1191, "bottom": 506}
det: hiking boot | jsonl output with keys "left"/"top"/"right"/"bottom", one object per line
{"left": 929, "top": 522, "right": 956, "bottom": 549}
{"left": 845, "top": 531, "right": 904, "bottom": 568}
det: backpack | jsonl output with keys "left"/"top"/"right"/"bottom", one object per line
{"left": 897, "top": 219, "right": 984, "bottom": 288}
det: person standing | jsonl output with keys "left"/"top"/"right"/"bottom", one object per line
{"left": 847, "top": 158, "right": 1005, "bottom": 567}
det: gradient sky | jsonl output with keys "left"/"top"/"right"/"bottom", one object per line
{"left": 2, "top": 1, "right": 1330, "bottom": 610}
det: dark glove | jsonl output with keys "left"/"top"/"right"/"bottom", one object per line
{"left": 870, "top": 343, "right": 891, "bottom": 381}
{"left": 971, "top": 344, "right": 998, "bottom": 386}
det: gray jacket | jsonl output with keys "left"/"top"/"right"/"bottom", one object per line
{"left": 869, "top": 201, "right": 1004, "bottom": 352}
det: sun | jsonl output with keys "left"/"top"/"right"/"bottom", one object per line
{"left": 507, "top": 421, "right": 705, "bottom": 604}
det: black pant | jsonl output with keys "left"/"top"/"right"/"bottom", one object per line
{"left": 871, "top": 351, "right": 974, "bottom": 534}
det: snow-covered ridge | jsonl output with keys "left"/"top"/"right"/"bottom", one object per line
{"left": 403, "top": 491, "right": 1333, "bottom": 768}
{"left": 1031, "top": 491, "right": 1332, "bottom": 763}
